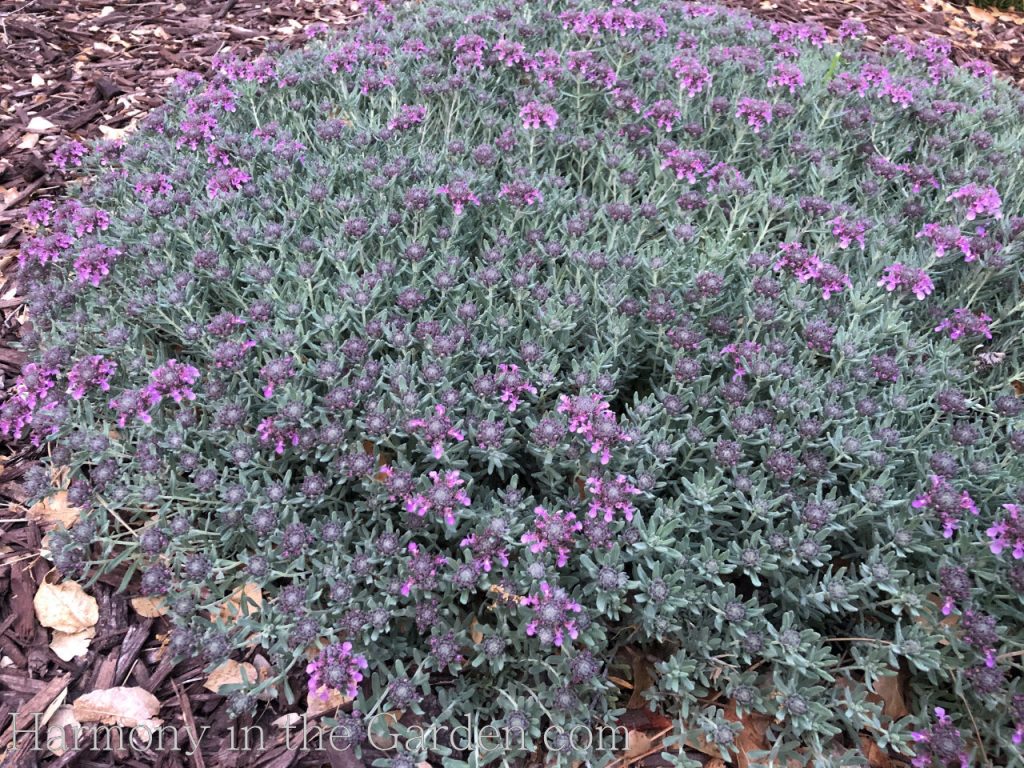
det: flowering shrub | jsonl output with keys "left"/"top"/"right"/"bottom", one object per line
{"left": 7, "top": 0, "right": 1024, "bottom": 765}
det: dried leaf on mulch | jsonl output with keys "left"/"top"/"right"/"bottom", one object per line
{"left": 203, "top": 659, "right": 258, "bottom": 694}
{"left": 34, "top": 578, "right": 98, "bottom": 634}
{"left": 27, "top": 489, "right": 82, "bottom": 529}
{"left": 72, "top": 686, "right": 162, "bottom": 729}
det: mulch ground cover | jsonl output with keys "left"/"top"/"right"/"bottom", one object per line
{"left": 0, "top": 0, "right": 1021, "bottom": 766}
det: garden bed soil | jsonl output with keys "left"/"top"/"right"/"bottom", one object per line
{"left": 0, "top": 0, "right": 1021, "bottom": 765}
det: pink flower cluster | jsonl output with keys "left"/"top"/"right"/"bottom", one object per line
{"left": 987, "top": 504, "right": 1024, "bottom": 559}
{"left": 912, "top": 475, "right": 979, "bottom": 538}
{"left": 405, "top": 470, "right": 471, "bottom": 526}
{"left": 206, "top": 166, "right": 251, "bottom": 198}
{"left": 720, "top": 341, "right": 762, "bottom": 381}
{"left": 669, "top": 56, "right": 712, "bottom": 96}
{"left": 916, "top": 223, "right": 973, "bottom": 261}
{"left": 400, "top": 542, "right": 446, "bottom": 596}
{"left": 257, "top": 417, "right": 301, "bottom": 454}
{"left": 772, "top": 242, "right": 852, "bottom": 300}
{"left": 557, "top": 393, "right": 630, "bottom": 465}
{"left": 934, "top": 308, "right": 993, "bottom": 340}
{"left": 521, "top": 506, "right": 582, "bottom": 567}
{"left": 519, "top": 101, "right": 559, "bottom": 130}
{"left": 523, "top": 581, "right": 582, "bottom": 648}
{"left": 735, "top": 97, "right": 773, "bottom": 133}
{"left": 67, "top": 356, "right": 117, "bottom": 399}
{"left": 387, "top": 104, "right": 427, "bottom": 131}
{"left": 0, "top": 363, "right": 60, "bottom": 439}
{"left": 107, "top": 359, "right": 199, "bottom": 428}
{"left": 584, "top": 474, "right": 641, "bottom": 522}
{"left": 306, "top": 641, "right": 368, "bottom": 701}
{"left": 148, "top": 359, "right": 201, "bottom": 403}
{"left": 767, "top": 62, "right": 805, "bottom": 93}
{"left": 660, "top": 148, "right": 711, "bottom": 184}
{"left": 495, "top": 364, "right": 537, "bottom": 412}
{"left": 946, "top": 183, "right": 1002, "bottom": 221}
{"left": 74, "top": 243, "right": 121, "bottom": 287}
{"left": 878, "top": 263, "right": 934, "bottom": 300}
{"left": 436, "top": 181, "right": 481, "bottom": 215}
{"left": 407, "top": 404, "right": 465, "bottom": 459}
{"left": 830, "top": 215, "right": 869, "bottom": 250}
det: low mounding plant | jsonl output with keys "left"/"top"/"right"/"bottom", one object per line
{"left": 6, "top": 0, "right": 1024, "bottom": 764}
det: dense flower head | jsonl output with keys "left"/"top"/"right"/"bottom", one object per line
{"left": 307, "top": 641, "right": 369, "bottom": 700}
{"left": 14, "top": 0, "right": 1024, "bottom": 762}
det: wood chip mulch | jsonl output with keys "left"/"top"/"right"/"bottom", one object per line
{"left": 0, "top": 0, "right": 1021, "bottom": 766}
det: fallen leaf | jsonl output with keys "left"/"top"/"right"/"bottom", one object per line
{"left": 306, "top": 687, "right": 352, "bottom": 718}
{"left": 45, "top": 706, "right": 81, "bottom": 756}
{"left": 130, "top": 595, "right": 168, "bottom": 617}
{"left": 210, "top": 582, "right": 263, "bottom": 622}
{"left": 17, "top": 133, "right": 40, "bottom": 150}
{"left": 34, "top": 580, "right": 99, "bottom": 634}
{"left": 272, "top": 713, "right": 303, "bottom": 729}
{"left": 98, "top": 124, "right": 131, "bottom": 141}
{"left": 31, "top": 74, "right": 46, "bottom": 87}
{"left": 27, "top": 491, "right": 82, "bottom": 530}
{"left": 721, "top": 701, "right": 771, "bottom": 768}
{"left": 965, "top": 5, "right": 998, "bottom": 24}
{"left": 618, "top": 729, "right": 661, "bottom": 764}
{"left": 872, "top": 673, "right": 909, "bottom": 719}
{"left": 26, "top": 116, "right": 57, "bottom": 132}
{"left": 73, "top": 687, "right": 162, "bottom": 729}
{"left": 204, "top": 659, "right": 258, "bottom": 694}
{"left": 50, "top": 628, "right": 96, "bottom": 661}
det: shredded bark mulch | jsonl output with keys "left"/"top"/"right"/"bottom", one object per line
{"left": 0, "top": 0, "right": 1021, "bottom": 766}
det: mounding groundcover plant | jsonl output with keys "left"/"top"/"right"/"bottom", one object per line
{"left": 5, "top": 0, "right": 1024, "bottom": 764}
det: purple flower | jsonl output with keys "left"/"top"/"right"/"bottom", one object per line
{"left": 436, "top": 181, "right": 481, "bottom": 215}
{"left": 934, "top": 308, "right": 993, "bottom": 340}
{"left": 830, "top": 215, "right": 869, "bottom": 249}
{"left": 108, "top": 388, "right": 162, "bottom": 428}
{"left": 388, "top": 104, "right": 427, "bottom": 131}
{"left": 73, "top": 243, "right": 120, "bottom": 287}
{"left": 946, "top": 183, "right": 1002, "bottom": 220}
{"left": 495, "top": 364, "right": 537, "bottom": 412}
{"left": 401, "top": 541, "right": 446, "bottom": 596}
{"left": 557, "top": 393, "right": 630, "bottom": 464}
{"left": 53, "top": 141, "right": 88, "bottom": 171}
{"left": 523, "top": 581, "right": 582, "bottom": 647}
{"left": 406, "top": 470, "right": 471, "bottom": 526}
{"left": 520, "top": 101, "right": 559, "bottom": 130}
{"left": 643, "top": 99, "right": 681, "bottom": 130}
{"left": 67, "top": 356, "right": 117, "bottom": 399}
{"left": 669, "top": 56, "right": 712, "bottom": 96}
{"left": 987, "top": 503, "right": 1024, "bottom": 559}
{"left": 407, "top": 404, "right": 465, "bottom": 459}
{"left": 916, "top": 223, "right": 974, "bottom": 261}
{"left": 660, "top": 148, "right": 710, "bottom": 184}
{"left": 257, "top": 417, "right": 300, "bottom": 454}
{"left": 148, "top": 360, "right": 200, "bottom": 403}
{"left": 910, "top": 707, "right": 970, "bottom": 768}
{"left": 498, "top": 181, "right": 544, "bottom": 207}
{"left": 720, "top": 341, "right": 762, "bottom": 381}
{"left": 521, "top": 506, "right": 582, "bottom": 567}
{"left": 767, "top": 62, "right": 805, "bottom": 93}
{"left": 878, "top": 263, "right": 934, "bottom": 300}
{"left": 206, "top": 166, "right": 251, "bottom": 198}
{"left": 912, "top": 475, "right": 979, "bottom": 538}
{"left": 735, "top": 97, "right": 773, "bottom": 133}
{"left": 259, "top": 356, "right": 295, "bottom": 398}
{"left": 584, "top": 473, "right": 640, "bottom": 522}
{"left": 306, "top": 641, "right": 368, "bottom": 701}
